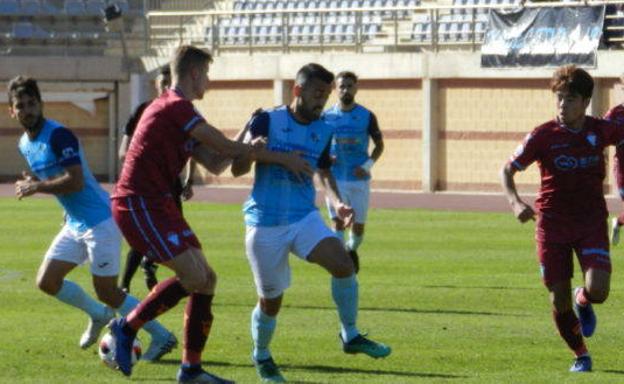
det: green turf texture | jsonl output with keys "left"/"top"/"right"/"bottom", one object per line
{"left": 1, "top": 197, "right": 624, "bottom": 384}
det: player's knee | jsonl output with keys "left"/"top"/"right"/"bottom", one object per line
{"left": 94, "top": 284, "right": 121, "bottom": 306}
{"left": 332, "top": 251, "right": 355, "bottom": 278}
{"left": 180, "top": 268, "right": 216, "bottom": 294}
{"left": 36, "top": 274, "right": 62, "bottom": 295}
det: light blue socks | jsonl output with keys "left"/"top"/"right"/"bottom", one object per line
{"left": 117, "top": 294, "right": 170, "bottom": 338}
{"left": 55, "top": 279, "right": 108, "bottom": 319}
{"left": 331, "top": 275, "right": 359, "bottom": 342}
{"left": 251, "top": 305, "right": 276, "bottom": 361}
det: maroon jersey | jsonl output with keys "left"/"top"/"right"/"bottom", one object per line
{"left": 510, "top": 117, "right": 624, "bottom": 219}
{"left": 604, "top": 104, "right": 624, "bottom": 124}
{"left": 604, "top": 104, "right": 624, "bottom": 199}
{"left": 114, "top": 88, "right": 204, "bottom": 198}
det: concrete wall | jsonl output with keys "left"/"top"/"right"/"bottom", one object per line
{"left": 2, "top": 51, "right": 624, "bottom": 193}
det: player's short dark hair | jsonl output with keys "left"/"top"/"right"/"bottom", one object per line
{"left": 171, "top": 45, "right": 213, "bottom": 78}
{"left": 336, "top": 71, "right": 358, "bottom": 83}
{"left": 159, "top": 65, "right": 171, "bottom": 77}
{"left": 295, "top": 63, "right": 334, "bottom": 88}
{"left": 7, "top": 75, "right": 41, "bottom": 105}
{"left": 550, "top": 65, "right": 593, "bottom": 99}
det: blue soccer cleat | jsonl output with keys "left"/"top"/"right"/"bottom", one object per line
{"left": 176, "top": 365, "right": 236, "bottom": 384}
{"left": 107, "top": 318, "right": 135, "bottom": 376}
{"left": 253, "top": 357, "right": 286, "bottom": 383}
{"left": 573, "top": 287, "right": 597, "bottom": 337}
{"left": 341, "top": 334, "right": 391, "bottom": 359}
{"left": 570, "top": 355, "right": 592, "bottom": 372}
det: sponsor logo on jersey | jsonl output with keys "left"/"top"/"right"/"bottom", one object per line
{"left": 554, "top": 155, "right": 578, "bottom": 170}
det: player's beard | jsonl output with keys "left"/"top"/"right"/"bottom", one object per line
{"left": 340, "top": 94, "right": 354, "bottom": 106}
{"left": 22, "top": 114, "right": 44, "bottom": 134}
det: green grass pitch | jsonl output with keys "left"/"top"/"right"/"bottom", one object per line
{"left": 1, "top": 197, "right": 624, "bottom": 383}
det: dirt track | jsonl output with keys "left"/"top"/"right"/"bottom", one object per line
{"left": 4, "top": 182, "right": 623, "bottom": 214}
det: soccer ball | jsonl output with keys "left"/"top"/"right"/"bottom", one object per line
{"left": 98, "top": 332, "right": 142, "bottom": 369}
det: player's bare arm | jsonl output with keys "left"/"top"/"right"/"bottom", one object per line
{"left": 500, "top": 162, "right": 535, "bottom": 223}
{"left": 16, "top": 164, "right": 84, "bottom": 199}
{"left": 354, "top": 135, "right": 385, "bottom": 179}
{"left": 190, "top": 120, "right": 260, "bottom": 159}
{"left": 118, "top": 134, "right": 131, "bottom": 165}
{"left": 180, "top": 159, "right": 196, "bottom": 201}
{"left": 318, "top": 167, "right": 354, "bottom": 227}
{"left": 231, "top": 132, "right": 313, "bottom": 180}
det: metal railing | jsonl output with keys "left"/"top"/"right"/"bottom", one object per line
{"left": 146, "top": 1, "right": 624, "bottom": 56}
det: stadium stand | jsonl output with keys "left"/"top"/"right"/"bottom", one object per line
{"left": 0, "top": 0, "right": 146, "bottom": 55}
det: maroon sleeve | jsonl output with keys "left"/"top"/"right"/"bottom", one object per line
{"left": 509, "top": 128, "right": 542, "bottom": 171}
{"left": 601, "top": 118, "right": 624, "bottom": 199}
{"left": 171, "top": 99, "right": 206, "bottom": 134}
{"left": 601, "top": 119, "right": 624, "bottom": 147}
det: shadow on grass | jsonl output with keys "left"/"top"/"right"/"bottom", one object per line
{"left": 285, "top": 304, "right": 521, "bottom": 317}
{"left": 216, "top": 302, "right": 521, "bottom": 317}
{"left": 154, "top": 359, "right": 467, "bottom": 380}
{"left": 281, "top": 363, "right": 468, "bottom": 379}
{"left": 601, "top": 369, "right": 624, "bottom": 375}
{"left": 421, "top": 284, "right": 537, "bottom": 291}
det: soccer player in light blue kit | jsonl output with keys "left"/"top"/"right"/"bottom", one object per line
{"left": 232, "top": 64, "right": 391, "bottom": 383}
{"left": 322, "top": 71, "right": 384, "bottom": 273}
{"left": 9, "top": 76, "right": 176, "bottom": 363}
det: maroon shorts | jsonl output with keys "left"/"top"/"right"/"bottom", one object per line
{"left": 112, "top": 196, "right": 201, "bottom": 263}
{"left": 536, "top": 215, "right": 611, "bottom": 287}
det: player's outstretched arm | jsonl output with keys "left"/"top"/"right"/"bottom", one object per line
{"left": 190, "top": 121, "right": 259, "bottom": 159}
{"left": 500, "top": 162, "right": 534, "bottom": 223}
{"left": 16, "top": 164, "right": 84, "bottom": 199}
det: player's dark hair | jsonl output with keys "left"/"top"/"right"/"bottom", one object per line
{"left": 295, "top": 63, "right": 335, "bottom": 88}
{"left": 336, "top": 71, "right": 358, "bottom": 83}
{"left": 550, "top": 65, "right": 593, "bottom": 99}
{"left": 171, "top": 45, "right": 213, "bottom": 78}
{"left": 159, "top": 65, "right": 171, "bottom": 77}
{"left": 7, "top": 76, "right": 41, "bottom": 105}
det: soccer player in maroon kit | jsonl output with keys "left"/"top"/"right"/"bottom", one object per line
{"left": 501, "top": 65, "right": 624, "bottom": 372}
{"left": 108, "top": 45, "right": 311, "bottom": 383}
{"left": 603, "top": 87, "right": 624, "bottom": 245}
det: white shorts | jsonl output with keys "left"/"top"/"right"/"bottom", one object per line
{"left": 44, "top": 218, "right": 121, "bottom": 277}
{"left": 326, "top": 180, "right": 370, "bottom": 224}
{"left": 245, "top": 210, "right": 337, "bottom": 299}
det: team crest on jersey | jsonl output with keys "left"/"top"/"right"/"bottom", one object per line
{"left": 586, "top": 133, "right": 597, "bottom": 147}
{"left": 167, "top": 232, "right": 180, "bottom": 247}
{"left": 62, "top": 147, "right": 77, "bottom": 159}
{"left": 310, "top": 132, "right": 320, "bottom": 143}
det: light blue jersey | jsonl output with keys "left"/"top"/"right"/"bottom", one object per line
{"left": 18, "top": 119, "right": 111, "bottom": 232}
{"left": 244, "top": 106, "right": 334, "bottom": 226}
{"left": 322, "top": 104, "right": 376, "bottom": 182}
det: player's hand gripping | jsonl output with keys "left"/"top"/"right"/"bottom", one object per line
{"left": 511, "top": 200, "right": 535, "bottom": 223}
{"left": 353, "top": 166, "right": 370, "bottom": 179}
{"left": 15, "top": 171, "right": 39, "bottom": 200}
{"left": 282, "top": 151, "right": 314, "bottom": 182}
{"left": 336, "top": 202, "right": 354, "bottom": 228}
